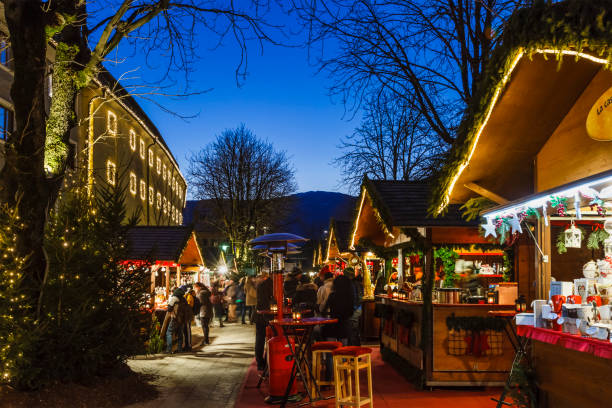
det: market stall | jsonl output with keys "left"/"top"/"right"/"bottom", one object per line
{"left": 351, "top": 178, "right": 517, "bottom": 386}
{"left": 429, "top": 2, "right": 612, "bottom": 406}
{"left": 125, "top": 225, "right": 205, "bottom": 311}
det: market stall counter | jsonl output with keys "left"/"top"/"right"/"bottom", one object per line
{"left": 378, "top": 295, "right": 515, "bottom": 387}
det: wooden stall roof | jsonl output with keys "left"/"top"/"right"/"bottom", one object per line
{"left": 350, "top": 178, "right": 478, "bottom": 248}
{"left": 325, "top": 218, "right": 352, "bottom": 262}
{"left": 430, "top": 1, "right": 612, "bottom": 215}
{"left": 126, "top": 226, "right": 204, "bottom": 265}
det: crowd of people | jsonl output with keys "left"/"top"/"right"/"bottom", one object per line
{"left": 163, "top": 275, "right": 258, "bottom": 353}
{"left": 254, "top": 266, "right": 364, "bottom": 371}
{"left": 163, "top": 266, "right": 365, "bottom": 364}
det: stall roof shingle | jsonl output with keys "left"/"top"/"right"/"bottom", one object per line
{"left": 366, "top": 180, "right": 477, "bottom": 227}
{"left": 126, "top": 226, "right": 194, "bottom": 262}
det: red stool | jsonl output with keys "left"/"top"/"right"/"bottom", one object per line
{"left": 311, "top": 341, "right": 343, "bottom": 396}
{"left": 332, "top": 346, "right": 373, "bottom": 408}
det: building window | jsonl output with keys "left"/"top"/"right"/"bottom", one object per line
{"left": 149, "top": 186, "right": 154, "bottom": 205}
{"left": 0, "top": 40, "right": 9, "bottom": 67}
{"left": 129, "top": 129, "right": 136, "bottom": 151}
{"left": 107, "top": 111, "right": 117, "bottom": 136}
{"left": 139, "top": 138, "right": 145, "bottom": 160}
{"left": 163, "top": 197, "right": 168, "bottom": 215}
{"left": 129, "top": 172, "right": 137, "bottom": 196}
{"left": 139, "top": 180, "right": 146, "bottom": 201}
{"left": 162, "top": 164, "right": 167, "bottom": 180}
{"left": 172, "top": 177, "right": 176, "bottom": 192}
{"left": 156, "top": 157, "right": 161, "bottom": 174}
{"left": 106, "top": 160, "right": 116, "bottom": 186}
{"left": 148, "top": 149, "right": 154, "bottom": 167}
{"left": 179, "top": 213, "right": 183, "bottom": 225}
{"left": 0, "top": 106, "right": 13, "bottom": 140}
{"left": 156, "top": 192, "right": 161, "bottom": 210}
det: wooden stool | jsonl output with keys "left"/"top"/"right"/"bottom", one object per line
{"left": 332, "top": 346, "right": 373, "bottom": 408}
{"left": 311, "top": 341, "right": 343, "bottom": 397}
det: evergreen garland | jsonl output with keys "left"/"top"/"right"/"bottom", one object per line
{"left": 434, "top": 247, "right": 459, "bottom": 288}
{"left": 587, "top": 228, "right": 610, "bottom": 250}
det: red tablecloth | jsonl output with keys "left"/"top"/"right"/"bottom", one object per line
{"left": 517, "top": 325, "right": 612, "bottom": 359}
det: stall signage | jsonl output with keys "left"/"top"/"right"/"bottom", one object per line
{"left": 586, "top": 85, "right": 612, "bottom": 141}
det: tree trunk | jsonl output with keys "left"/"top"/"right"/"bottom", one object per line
{"left": 2, "top": 0, "right": 50, "bottom": 311}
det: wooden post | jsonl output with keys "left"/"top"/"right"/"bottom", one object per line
{"left": 536, "top": 217, "right": 552, "bottom": 299}
{"left": 397, "top": 247, "right": 404, "bottom": 287}
{"left": 362, "top": 258, "right": 373, "bottom": 299}
{"left": 165, "top": 266, "right": 170, "bottom": 295}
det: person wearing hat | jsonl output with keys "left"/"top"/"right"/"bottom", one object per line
{"left": 283, "top": 267, "right": 302, "bottom": 300}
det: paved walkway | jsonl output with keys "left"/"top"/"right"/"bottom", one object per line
{"left": 127, "top": 322, "right": 255, "bottom": 408}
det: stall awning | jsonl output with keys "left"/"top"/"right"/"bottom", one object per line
{"left": 430, "top": 2, "right": 612, "bottom": 216}
{"left": 482, "top": 168, "right": 612, "bottom": 220}
{"left": 125, "top": 226, "right": 204, "bottom": 266}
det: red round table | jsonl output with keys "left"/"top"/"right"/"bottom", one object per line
{"left": 268, "top": 316, "right": 338, "bottom": 407}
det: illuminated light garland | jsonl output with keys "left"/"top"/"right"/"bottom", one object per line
{"left": 350, "top": 187, "right": 367, "bottom": 250}
{"left": 435, "top": 48, "right": 612, "bottom": 215}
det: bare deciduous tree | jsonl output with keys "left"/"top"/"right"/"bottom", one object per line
{"left": 188, "top": 124, "right": 297, "bottom": 261}
{"left": 294, "top": 0, "right": 534, "bottom": 146}
{"left": 335, "top": 92, "right": 445, "bottom": 192}
{"left": 2, "top": 0, "right": 284, "bottom": 314}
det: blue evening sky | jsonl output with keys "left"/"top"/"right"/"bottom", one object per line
{"left": 105, "top": 17, "right": 357, "bottom": 197}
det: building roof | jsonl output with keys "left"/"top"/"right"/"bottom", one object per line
{"left": 95, "top": 69, "right": 184, "bottom": 182}
{"left": 364, "top": 179, "right": 477, "bottom": 228}
{"left": 126, "top": 225, "right": 201, "bottom": 263}
{"left": 429, "top": 0, "right": 612, "bottom": 215}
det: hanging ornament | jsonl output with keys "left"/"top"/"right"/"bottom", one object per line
{"left": 508, "top": 214, "right": 523, "bottom": 235}
{"left": 564, "top": 220, "right": 583, "bottom": 249}
{"left": 574, "top": 192, "right": 582, "bottom": 220}
{"left": 481, "top": 218, "right": 497, "bottom": 238}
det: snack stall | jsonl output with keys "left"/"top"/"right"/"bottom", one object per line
{"left": 352, "top": 178, "right": 517, "bottom": 386}
{"left": 125, "top": 226, "right": 205, "bottom": 311}
{"left": 429, "top": 2, "right": 612, "bottom": 406}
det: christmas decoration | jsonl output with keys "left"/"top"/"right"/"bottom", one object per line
{"left": 481, "top": 218, "right": 497, "bottom": 238}
{"left": 508, "top": 214, "right": 523, "bottom": 234}
{"left": 564, "top": 222, "right": 583, "bottom": 248}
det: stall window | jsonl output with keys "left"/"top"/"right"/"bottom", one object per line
{"left": 156, "top": 157, "right": 161, "bottom": 174}
{"left": 139, "top": 138, "right": 145, "bottom": 160}
{"left": 106, "top": 160, "right": 116, "bottom": 186}
{"left": 139, "top": 180, "right": 146, "bottom": 201}
{"left": 148, "top": 148, "right": 154, "bottom": 167}
{"left": 107, "top": 111, "right": 117, "bottom": 136}
{"left": 129, "top": 129, "right": 136, "bottom": 151}
{"left": 148, "top": 186, "right": 154, "bottom": 205}
{"left": 0, "top": 106, "right": 13, "bottom": 140}
{"left": 129, "top": 172, "right": 137, "bottom": 196}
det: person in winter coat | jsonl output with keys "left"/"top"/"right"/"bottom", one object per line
{"left": 211, "top": 282, "right": 225, "bottom": 327}
{"left": 165, "top": 287, "right": 193, "bottom": 353}
{"left": 343, "top": 267, "right": 364, "bottom": 346}
{"left": 194, "top": 283, "right": 213, "bottom": 344}
{"left": 181, "top": 285, "right": 194, "bottom": 351}
{"left": 254, "top": 272, "right": 274, "bottom": 371}
{"left": 235, "top": 280, "right": 248, "bottom": 324}
{"left": 283, "top": 268, "right": 302, "bottom": 300}
{"left": 224, "top": 280, "right": 238, "bottom": 322}
{"left": 320, "top": 275, "right": 355, "bottom": 379}
{"left": 294, "top": 275, "right": 318, "bottom": 312}
{"left": 244, "top": 276, "right": 257, "bottom": 324}
{"left": 316, "top": 272, "right": 334, "bottom": 314}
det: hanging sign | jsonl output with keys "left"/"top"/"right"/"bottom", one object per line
{"left": 586, "top": 85, "right": 612, "bottom": 141}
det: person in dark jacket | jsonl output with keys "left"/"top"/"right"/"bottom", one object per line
{"left": 283, "top": 267, "right": 302, "bottom": 300}
{"left": 294, "top": 275, "right": 318, "bottom": 313}
{"left": 254, "top": 271, "right": 274, "bottom": 371}
{"left": 211, "top": 281, "right": 225, "bottom": 327}
{"left": 194, "top": 282, "right": 213, "bottom": 345}
{"left": 320, "top": 275, "right": 355, "bottom": 379}
{"left": 344, "top": 267, "right": 363, "bottom": 346}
